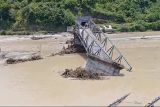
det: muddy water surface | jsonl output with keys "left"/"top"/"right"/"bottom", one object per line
{"left": 0, "top": 32, "right": 160, "bottom": 106}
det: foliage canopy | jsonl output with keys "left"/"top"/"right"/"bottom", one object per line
{"left": 0, "top": 0, "right": 159, "bottom": 32}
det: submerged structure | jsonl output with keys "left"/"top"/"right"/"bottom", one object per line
{"left": 72, "top": 16, "right": 132, "bottom": 75}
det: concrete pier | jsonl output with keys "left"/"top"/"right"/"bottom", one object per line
{"left": 85, "top": 55, "right": 124, "bottom": 76}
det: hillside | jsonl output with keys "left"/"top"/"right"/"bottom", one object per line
{"left": 0, "top": 0, "right": 160, "bottom": 34}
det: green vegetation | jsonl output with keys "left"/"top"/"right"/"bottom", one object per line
{"left": 0, "top": 0, "right": 160, "bottom": 34}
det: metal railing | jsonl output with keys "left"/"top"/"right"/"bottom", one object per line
{"left": 145, "top": 96, "right": 160, "bottom": 107}
{"left": 89, "top": 20, "right": 132, "bottom": 71}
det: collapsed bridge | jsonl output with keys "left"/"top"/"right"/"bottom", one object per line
{"left": 71, "top": 16, "right": 132, "bottom": 75}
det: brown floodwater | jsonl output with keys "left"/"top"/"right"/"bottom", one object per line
{"left": 0, "top": 32, "right": 160, "bottom": 106}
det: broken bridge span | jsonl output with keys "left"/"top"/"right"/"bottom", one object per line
{"left": 71, "top": 16, "right": 132, "bottom": 75}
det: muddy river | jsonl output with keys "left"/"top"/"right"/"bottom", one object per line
{"left": 0, "top": 32, "right": 160, "bottom": 106}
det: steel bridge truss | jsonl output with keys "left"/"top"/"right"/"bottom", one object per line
{"left": 75, "top": 18, "right": 132, "bottom": 71}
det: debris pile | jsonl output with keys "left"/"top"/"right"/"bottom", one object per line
{"left": 66, "top": 38, "right": 74, "bottom": 44}
{"left": 51, "top": 42, "right": 86, "bottom": 56}
{"left": 61, "top": 45, "right": 85, "bottom": 54}
{"left": 0, "top": 51, "right": 42, "bottom": 64}
{"left": 61, "top": 38, "right": 85, "bottom": 54}
{"left": 61, "top": 67, "right": 102, "bottom": 80}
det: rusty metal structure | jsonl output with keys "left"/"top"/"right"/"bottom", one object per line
{"left": 145, "top": 96, "right": 160, "bottom": 107}
{"left": 108, "top": 93, "right": 130, "bottom": 107}
{"left": 73, "top": 16, "right": 132, "bottom": 75}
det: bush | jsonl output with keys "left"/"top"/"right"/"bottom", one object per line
{"left": 4, "top": 31, "right": 31, "bottom": 35}
{"left": 150, "top": 21, "right": 160, "bottom": 31}
{"left": 130, "top": 25, "right": 146, "bottom": 32}
{"left": 130, "top": 21, "right": 147, "bottom": 32}
{"left": 92, "top": 10, "right": 125, "bottom": 23}
{"left": 64, "top": 10, "right": 75, "bottom": 26}
{"left": 118, "top": 24, "right": 130, "bottom": 32}
{"left": 0, "top": 30, "right": 6, "bottom": 35}
{"left": 0, "top": 0, "right": 160, "bottom": 32}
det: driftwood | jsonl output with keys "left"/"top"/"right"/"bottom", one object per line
{"left": 61, "top": 67, "right": 102, "bottom": 80}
